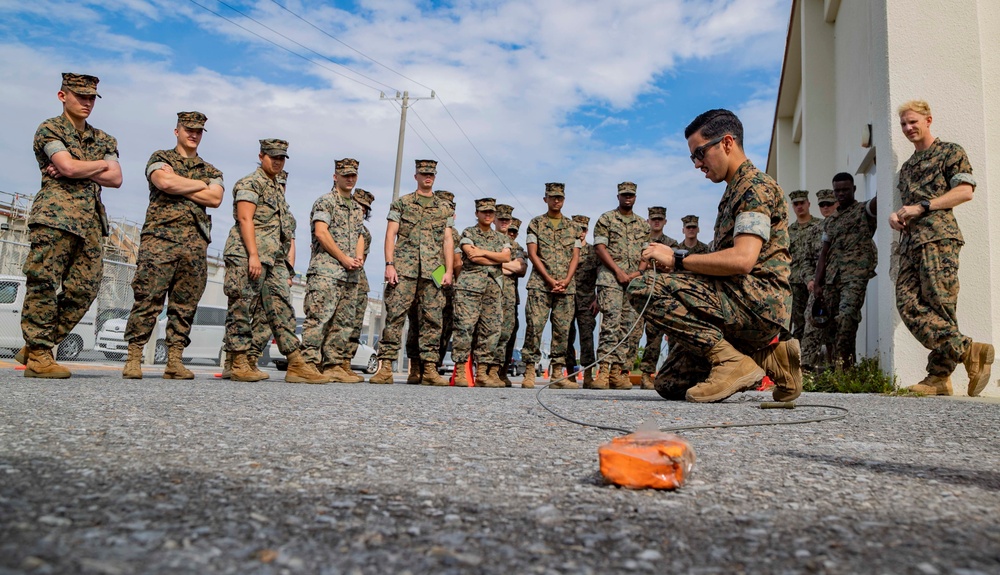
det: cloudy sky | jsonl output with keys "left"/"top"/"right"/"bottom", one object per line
{"left": 0, "top": 0, "right": 791, "bottom": 293}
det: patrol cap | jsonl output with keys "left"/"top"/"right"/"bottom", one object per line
{"left": 789, "top": 190, "right": 810, "bottom": 203}
{"left": 259, "top": 139, "right": 290, "bottom": 158}
{"left": 544, "top": 182, "right": 565, "bottom": 197}
{"left": 508, "top": 217, "right": 522, "bottom": 231}
{"left": 681, "top": 215, "right": 699, "bottom": 227}
{"left": 336, "top": 158, "right": 359, "bottom": 175}
{"left": 475, "top": 198, "right": 497, "bottom": 212}
{"left": 61, "top": 73, "right": 101, "bottom": 97}
{"left": 416, "top": 159, "right": 438, "bottom": 174}
{"left": 495, "top": 204, "right": 514, "bottom": 219}
{"left": 648, "top": 206, "right": 666, "bottom": 219}
{"left": 353, "top": 188, "right": 374, "bottom": 209}
{"left": 177, "top": 111, "right": 207, "bottom": 131}
{"left": 571, "top": 214, "right": 590, "bottom": 227}
{"left": 617, "top": 181, "right": 638, "bottom": 195}
{"left": 816, "top": 189, "right": 836, "bottom": 202}
{"left": 435, "top": 190, "right": 455, "bottom": 203}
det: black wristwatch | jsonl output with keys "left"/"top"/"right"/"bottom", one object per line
{"left": 673, "top": 252, "right": 686, "bottom": 272}
{"left": 919, "top": 200, "right": 931, "bottom": 215}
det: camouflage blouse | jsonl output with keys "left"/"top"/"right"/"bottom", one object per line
{"left": 714, "top": 160, "right": 791, "bottom": 329}
{"left": 223, "top": 167, "right": 289, "bottom": 266}
{"left": 31, "top": 114, "right": 119, "bottom": 237}
{"left": 387, "top": 192, "right": 454, "bottom": 280}
{"left": 525, "top": 214, "right": 582, "bottom": 294}
{"left": 143, "top": 148, "right": 223, "bottom": 245}
{"left": 307, "top": 190, "right": 363, "bottom": 282}
{"left": 456, "top": 225, "right": 511, "bottom": 294}
{"left": 788, "top": 216, "right": 820, "bottom": 284}
{"left": 574, "top": 243, "right": 599, "bottom": 298}
{"left": 681, "top": 239, "right": 711, "bottom": 255}
{"left": 594, "top": 209, "right": 650, "bottom": 287}
{"left": 822, "top": 200, "right": 877, "bottom": 283}
{"left": 897, "top": 138, "right": 974, "bottom": 247}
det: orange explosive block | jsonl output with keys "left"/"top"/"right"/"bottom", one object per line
{"left": 598, "top": 431, "right": 695, "bottom": 490}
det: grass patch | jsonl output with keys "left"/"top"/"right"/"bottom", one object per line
{"left": 803, "top": 356, "right": 902, "bottom": 394}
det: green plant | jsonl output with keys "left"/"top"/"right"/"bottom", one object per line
{"left": 803, "top": 356, "right": 900, "bottom": 394}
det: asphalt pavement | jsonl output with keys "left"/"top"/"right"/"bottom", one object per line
{"left": 1, "top": 360, "right": 998, "bottom": 574}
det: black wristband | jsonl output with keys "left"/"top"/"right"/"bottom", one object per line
{"left": 920, "top": 200, "right": 931, "bottom": 215}
{"left": 674, "top": 252, "right": 685, "bottom": 272}
{"left": 385, "top": 262, "right": 394, "bottom": 266}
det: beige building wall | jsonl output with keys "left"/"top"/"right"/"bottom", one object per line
{"left": 768, "top": 0, "right": 999, "bottom": 396}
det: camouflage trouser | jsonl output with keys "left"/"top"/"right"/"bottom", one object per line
{"left": 224, "top": 257, "right": 299, "bottom": 355}
{"left": 790, "top": 282, "right": 809, "bottom": 341}
{"left": 652, "top": 345, "right": 711, "bottom": 401}
{"left": 21, "top": 224, "right": 103, "bottom": 349}
{"left": 494, "top": 280, "right": 519, "bottom": 367}
{"left": 597, "top": 284, "right": 643, "bottom": 366}
{"left": 896, "top": 239, "right": 971, "bottom": 376}
{"left": 301, "top": 275, "right": 358, "bottom": 366}
{"left": 522, "top": 289, "right": 574, "bottom": 366}
{"left": 249, "top": 261, "right": 290, "bottom": 358}
{"left": 378, "top": 276, "right": 445, "bottom": 363}
{"left": 407, "top": 285, "right": 453, "bottom": 364}
{"left": 452, "top": 281, "right": 503, "bottom": 364}
{"left": 346, "top": 272, "right": 369, "bottom": 359}
{"left": 801, "top": 290, "right": 834, "bottom": 369}
{"left": 639, "top": 323, "right": 667, "bottom": 374}
{"left": 504, "top": 313, "right": 518, "bottom": 371}
{"left": 827, "top": 278, "right": 869, "bottom": 365}
{"left": 626, "top": 270, "right": 783, "bottom": 356}
{"left": 566, "top": 292, "right": 597, "bottom": 368}
{"left": 125, "top": 236, "right": 208, "bottom": 348}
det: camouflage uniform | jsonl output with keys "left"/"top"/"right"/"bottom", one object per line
{"left": 594, "top": 191, "right": 651, "bottom": 368}
{"left": 249, "top": 170, "right": 294, "bottom": 360}
{"left": 522, "top": 185, "right": 581, "bottom": 368}
{"left": 407, "top": 191, "right": 459, "bottom": 364}
{"left": 821, "top": 198, "right": 877, "bottom": 364}
{"left": 788, "top": 195, "right": 821, "bottom": 342}
{"left": 628, "top": 160, "right": 791, "bottom": 398}
{"left": 378, "top": 183, "right": 454, "bottom": 364}
{"left": 638, "top": 230, "right": 679, "bottom": 374}
{"left": 126, "top": 117, "right": 223, "bottom": 350}
{"left": 23, "top": 86, "right": 118, "bottom": 351}
{"left": 301, "top": 182, "right": 363, "bottom": 367}
{"left": 452, "top": 209, "right": 511, "bottom": 365}
{"left": 502, "top": 218, "right": 525, "bottom": 370}
{"left": 800, "top": 190, "right": 835, "bottom": 368}
{"left": 567, "top": 215, "right": 599, "bottom": 369}
{"left": 492, "top": 205, "right": 523, "bottom": 373}
{"left": 345, "top": 190, "right": 375, "bottom": 363}
{"left": 223, "top": 142, "right": 298, "bottom": 356}
{"left": 896, "top": 138, "right": 974, "bottom": 376}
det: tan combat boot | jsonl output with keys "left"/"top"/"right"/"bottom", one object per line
{"left": 582, "top": 366, "right": 594, "bottom": 387}
{"left": 752, "top": 339, "right": 802, "bottom": 402}
{"left": 421, "top": 361, "right": 449, "bottom": 386}
{"left": 338, "top": 360, "right": 364, "bottom": 383}
{"left": 122, "top": 343, "right": 143, "bottom": 379}
{"left": 454, "top": 362, "right": 470, "bottom": 386}
{"left": 907, "top": 374, "right": 953, "bottom": 396}
{"left": 640, "top": 373, "right": 655, "bottom": 390}
{"left": 477, "top": 363, "right": 503, "bottom": 388}
{"left": 610, "top": 364, "right": 633, "bottom": 390}
{"left": 549, "top": 363, "right": 579, "bottom": 389}
{"left": 14, "top": 345, "right": 27, "bottom": 365}
{"left": 221, "top": 352, "right": 233, "bottom": 379}
{"left": 322, "top": 363, "right": 357, "bottom": 383}
{"left": 369, "top": 360, "right": 395, "bottom": 384}
{"left": 586, "top": 363, "right": 611, "bottom": 389}
{"left": 231, "top": 353, "right": 268, "bottom": 382}
{"left": 963, "top": 342, "right": 995, "bottom": 397}
{"left": 284, "top": 350, "right": 328, "bottom": 384}
{"left": 25, "top": 347, "right": 71, "bottom": 379}
{"left": 522, "top": 365, "right": 536, "bottom": 389}
{"left": 686, "top": 339, "right": 765, "bottom": 403}
{"left": 406, "top": 359, "right": 422, "bottom": 384}
{"left": 247, "top": 354, "right": 270, "bottom": 380}
{"left": 498, "top": 365, "right": 513, "bottom": 387}
{"left": 163, "top": 345, "right": 195, "bottom": 379}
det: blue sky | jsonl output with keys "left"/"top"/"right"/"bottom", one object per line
{"left": 0, "top": 0, "right": 791, "bottom": 292}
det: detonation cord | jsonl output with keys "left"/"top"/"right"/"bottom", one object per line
{"left": 534, "top": 260, "right": 850, "bottom": 434}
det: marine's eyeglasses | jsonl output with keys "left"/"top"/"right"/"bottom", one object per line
{"left": 818, "top": 202, "right": 835, "bottom": 208}
{"left": 690, "top": 136, "right": 725, "bottom": 163}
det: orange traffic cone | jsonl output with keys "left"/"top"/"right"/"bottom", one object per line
{"left": 450, "top": 361, "right": 475, "bottom": 387}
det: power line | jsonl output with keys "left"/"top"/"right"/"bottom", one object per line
{"left": 187, "top": 0, "right": 395, "bottom": 94}
{"left": 268, "top": 0, "right": 434, "bottom": 92}
{"left": 409, "top": 106, "right": 487, "bottom": 197}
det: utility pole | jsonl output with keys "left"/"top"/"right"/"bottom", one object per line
{"left": 380, "top": 90, "right": 435, "bottom": 201}
{"left": 378, "top": 90, "right": 435, "bottom": 371}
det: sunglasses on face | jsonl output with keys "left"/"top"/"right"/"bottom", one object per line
{"left": 819, "top": 202, "right": 835, "bottom": 208}
{"left": 690, "top": 135, "right": 726, "bottom": 163}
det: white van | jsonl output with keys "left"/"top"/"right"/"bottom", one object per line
{"left": 95, "top": 304, "right": 227, "bottom": 365}
{"left": 0, "top": 274, "right": 97, "bottom": 361}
